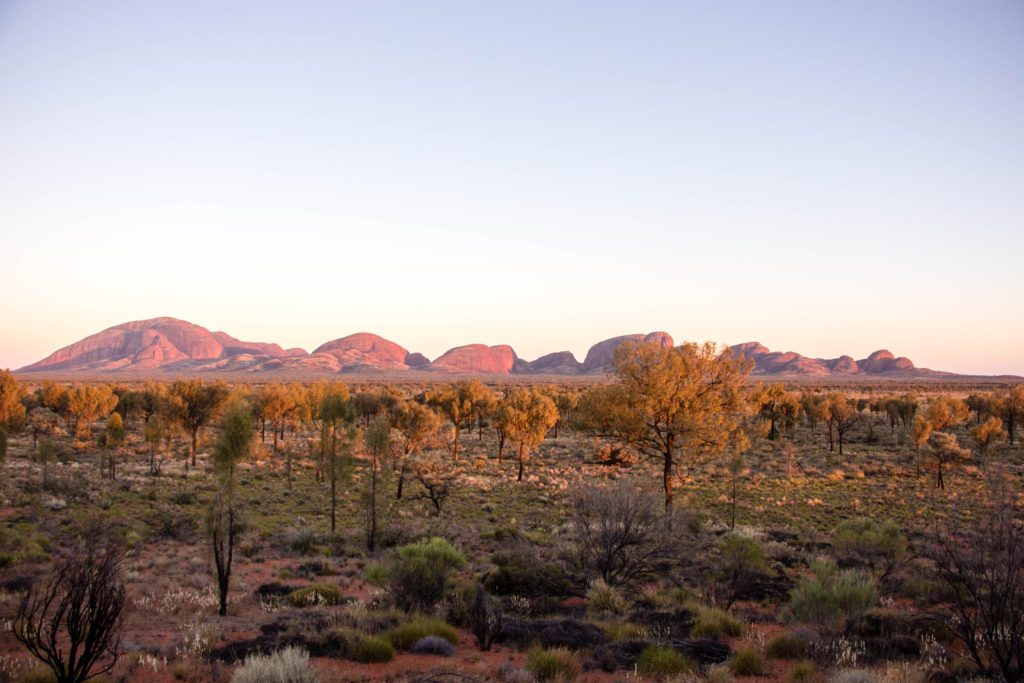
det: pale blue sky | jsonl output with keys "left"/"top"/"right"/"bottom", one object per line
{"left": 1, "top": 1, "right": 1022, "bottom": 373}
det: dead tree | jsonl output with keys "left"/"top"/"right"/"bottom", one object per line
{"left": 13, "top": 545, "right": 126, "bottom": 683}
{"left": 468, "top": 583, "right": 503, "bottom": 651}
{"left": 922, "top": 476, "right": 1023, "bottom": 682}
{"left": 208, "top": 490, "right": 243, "bottom": 617}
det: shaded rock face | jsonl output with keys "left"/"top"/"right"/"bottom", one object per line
{"left": 212, "top": 332, "right": 306, "bottom": 359}
{"left": 730, "top": 343, "right": 830, "bottom": 376}
{"left": 431, "top": 344, "right": 517, "bottom": 374}
{"left": 515, "top": 351, "right": 582, "bottom": 374}
{"left": 858, "top": 350, "right": 915, "bottom": 374}
{"left": 582, "top": 332, "right": 674, "bottom": 372}
{"left": 404, "top": 352, "right": 431, "bottom": 368}
{"left": 829, "top": 355, "right": 860, "bottom": 374}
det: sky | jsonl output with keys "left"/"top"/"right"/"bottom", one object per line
{"left": 1, "top": 1, "right": 1022, "bottom": 375}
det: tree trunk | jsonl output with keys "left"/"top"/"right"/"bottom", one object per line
{"left": 368, "top": 453, "right": 378, "bottom": 552}
{"left": 453, "top": 427, "right": 460, "bottom": 462}
{"left": 330, "top": 474, "right": 337, "bottom": 534}
{"left": 517, "top": 442, "right": 525, "bottom": 482}
{"left": 191, "top": 430, "right": 198, "bottom": 467}
{"left": 730, "top": 474, "right": 737, "bottom": 529}
{"left": 663, "top": 450, "right": 674, "bottom": 515}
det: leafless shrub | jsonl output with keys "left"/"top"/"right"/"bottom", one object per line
{"left": 570, "top": 481, "right": 692, "bottom": 589}
{"left": 13, "top": 545, "right": 126, "bottom": 683}
{"left": 468, "top": 583, "right": 503, "bottom": 651}
{"left": 921, "top": 474, "right": 1023, "bottom": 682}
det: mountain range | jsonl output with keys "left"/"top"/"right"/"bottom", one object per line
{"left": 13, "top": 317, "right": 1015, "bottom": 380}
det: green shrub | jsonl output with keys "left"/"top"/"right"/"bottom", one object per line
{"left": 790, "top": 660, "right": 818, "bottom": 683}
{"left": 371, "top": 537, "right": 465, "bottom": 613}
{"left": 586, "top": 579, "right": 630, "bottom": 617}
{"left": 170, "top": 491, "right": 195, "bottom": 506}
{"left": 729, "top": 647, "right": 770, "bottom": 676}
{"left": 708, "top": 663, "right": 737, "bottom": 683}
{"left": 526, "top": 646, "right": 582, "bottom": 681}
{"left": 707, "top": 533, "right": 768, "bottom": 609}
{"left": 485, "top": 545, "right": 574, "bottom": 597}
{"left": 286, "top": 583, "right": 343, "bottom": 607}
{"left": 350, "top": 635, "right": 395, "bottom": 663}
{"left": 691, "top": 607, "right": 744, "bottom": 639}
{"left": 387, "top": 617, "right": 459, "bottom": 650}
{"left": 766, "top": 631, "right": 810, "bottom": 659}
{"left": 784, "top": 563, "right": 878, "bottom": 633}
{"left": 833, "top": 519, "right": 906, "bottom": 579}
{"left": 231, "top": 646, "right": 319, "bottom": 683}
{"left": 288, "top": 528, "right": 319, "bottom": 555}
{"left": 636, "top": 645, "right": 693, "bottom": 679}
{"left": 600, "top": 621, "right": 649, "bottom": 641}
{"left": 399, "top": 537, "right": 466, "bottom": 567}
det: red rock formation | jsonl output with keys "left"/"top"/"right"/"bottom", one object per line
{"left": 582, "top": 332, "right": 674, "bottom": 372}
{"left": 730, "top": 342, "right": 771, "bottom": 358}
{"left": 828, "top": 355, "right": 860, "bottom": 374}
{"left": 431, "top": 344, "right": 517, "bottom": 374}
{"left": 731, "top": 342, "right": 925, "bottom": 377}
{"left": 314, "top": 333, "right": 410, "bottom": 365}
{"left": 515, "top": 351, "right": 582, "bottom": 374}
{"left": 22, "top": 318, "right": 223, "bottom": 372}
{"left": 856, "top": 350, "right": 915, "bottom": 374}
{"left": 212, "top": 331, "right": 306, "bottom": 358}
{"left": 23, "top": 318, "right": 310, "bottom": 373}
{"left": 19, "top": 319, "right": 964, "bottom": 379}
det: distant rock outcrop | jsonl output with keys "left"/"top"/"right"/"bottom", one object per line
{"left": 582, "top": 332, "right": 674, "bottom": 372}
{"left": 212, "top": 332, "right": 306, "bottom": 359}
{"left": 730, "top": 342, "right": 921, "bottom": 377}
{"left": 515, "top": 351, "right": 582, "bottom": 374}
{"left": 829, "top": 356, "right": 860, "bottom": 374}
{"left": 19, "top": 317, "right": 999, "bottom": 379}
{"left": 405, "top": 352, "right": 431, "bottom": 368}
{"left": 431, "top": 344, "right": 518, "bottom": 374}
{"left": 857, "top": 350, "right": 915, "bottom": 374}
{"left": 313, "top": 333, "right": 412, "bottom": 370}
{"left": 23, "top": 318, "right": 227, "bottom": 372}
